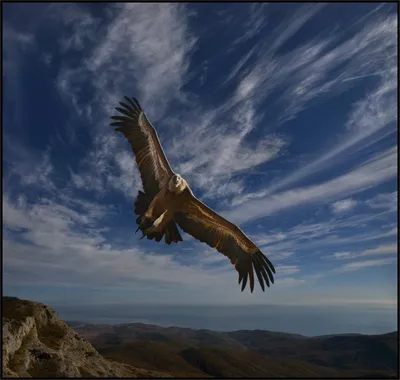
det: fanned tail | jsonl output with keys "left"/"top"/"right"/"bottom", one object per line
{"left": 164, "top": 221, "right": 184, "bottom": 245}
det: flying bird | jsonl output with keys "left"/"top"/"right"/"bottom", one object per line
{"left": 110, "top": 97, "right": 275, "bottom": 293}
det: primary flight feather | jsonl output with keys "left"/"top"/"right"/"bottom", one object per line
{"left": 110, "top": 97, "right": 276, "bottom": 293}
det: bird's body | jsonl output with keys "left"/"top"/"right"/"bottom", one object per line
{"left": 111, "top": 96, "right": 276, "bottom": 293}
{"left": 137, "top": 174, "right": 191, "bottom": 240}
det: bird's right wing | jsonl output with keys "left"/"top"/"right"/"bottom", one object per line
{"left": 110, "top": 96, "right": 175, "bottom": 198}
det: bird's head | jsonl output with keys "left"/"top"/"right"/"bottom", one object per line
{"left": 169, "top": 174, "right": 186, "bottom": 193}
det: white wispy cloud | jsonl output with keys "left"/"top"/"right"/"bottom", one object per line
{"left": 229, "top": 11, "right": 397, "bottom": 207}
{"left": 231, "top": 3, "right": 268, "bottom": 46}
{"left": 262, "top": 226, "right": 397, "bottom": 264}
{"left": 222, "top": 4, "right": 325, "bottom": 89}
{"left": 2, "top": 136, "right": 55, "bottom": 192}
{"left": 57, "top": 4, "right": 101, "bottom": 53}
{"left": 276, "top": 13, "right": 396, "bottom": 124}
{"left": 251, "top": 232, "right": 287, "bottom": 246}
{"left": 331, "top": 252, "right": 353, "bottom": 260}
{"left": 331, "top": 243, "right": 397, "bottom": 260}
{"left": 297, "top": 255, "right": 397, "bottom": 286}
{"left": 331, "top": 199, "right": 357, "bottom": 214}
{"left": 232, "top": 71, "right": 397, "bottom": 207}
{"left": 87, "top": 3, "right": 197, "bottom": 117}
{"left": 227, "top": 8, "right": 396, "bottom": 120}
{"left": 366, "top": 192, "right": 397, "bottom": 211}
{"left": 165, "top": 97, "right": 286, "bottom": 201}
{"left": 340, "top": 258, "right": 397, "bottom": 272}
{"left": 353, "top": 243, "right": 398, "bottom": 257}
{"left": 222, "top": 146, "right": 397, "bottom": 225}
{"left": 258, "top": 216, "right": 396, "bottom": 251}
{"left": 275, "top": 265, "right": 300, "bottom": 275}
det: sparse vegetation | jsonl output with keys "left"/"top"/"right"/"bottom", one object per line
{"left": 3, "top": 297, "right": 36, "bottom": 320}
{"left": 37, "top": 322, "right": 66, "bottom": 350}
{"left": 28, "top": 357, "right": 60, "bottom": 378}
{"left": 76, "top": 323, "right": 398, "bottom": 378}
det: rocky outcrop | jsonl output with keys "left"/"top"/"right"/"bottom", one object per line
{"left": 2, "top": 297, "right": 170, "bottom": 378}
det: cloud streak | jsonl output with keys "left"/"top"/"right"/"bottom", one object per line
{"left": 223, "top": 146, "right": 397, "bottom": 225}
{"left": 331, "top": 243, "right": 398, "bottom": 260}
{"left": 331, "top": 199, "right": 357, "bottom": 214}
{"left": 340, "top": 258, "right": 397, "bottom": 272}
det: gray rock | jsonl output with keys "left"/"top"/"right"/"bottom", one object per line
{"left": 2, "top": 297, "right": 170, "bottom": 378}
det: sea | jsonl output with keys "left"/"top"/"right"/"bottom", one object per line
{"left": 52, "top": 304, "right": 397, "bottom": 337}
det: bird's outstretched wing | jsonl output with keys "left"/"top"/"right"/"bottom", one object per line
{"left": 175, "top": 194, "right": 275, "bottom": 293}
{"left": 110, "top": 96, "right": 174, "bottom": 198}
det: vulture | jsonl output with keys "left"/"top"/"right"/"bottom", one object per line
{"left": 110, "top": 97, "right": 275, "bottom": 293}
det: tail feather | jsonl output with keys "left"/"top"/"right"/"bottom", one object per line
{"left": 165, "top": 221, "right": 183, "bottom": 245}
{"left": 134, "top": 190, "right": 183, "bottom": 245}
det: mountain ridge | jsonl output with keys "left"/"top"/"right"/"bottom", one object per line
{"left": 71, "top": 320, "right": 398, "bottom": 378}
{"left": 2, "top": 297, "right": 170, "bottom": 378}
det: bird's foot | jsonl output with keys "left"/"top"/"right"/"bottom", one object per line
{"left": 136, "top": 213, "right": 166, "bottom": 241}
{"left": 136, "top": 216, "right": 153, "bottom": 234}
{"left": 141, "top": 225, "right": 159, "bottom": 240}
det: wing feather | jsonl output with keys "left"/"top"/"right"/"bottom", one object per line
{"left": 175, "top": 195, "right": 275, "bottom": 293}
{"left": 110, "top": 96, "right": 174, "bottom": 198}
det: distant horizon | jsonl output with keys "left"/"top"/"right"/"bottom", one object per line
{"left": 3, "top": 294, "right": 396, "bottom": 336}
{"left": 66, "top": 320, "right": 398, "bottom": 338}
{"left": 41, "top": 301, "right": 398, "bottom": 337}
{"left": 3, "top": 292, "right": 397, "bottom": 309}
{"left": 4, "top": 293, "right": 397, "bottom": 309}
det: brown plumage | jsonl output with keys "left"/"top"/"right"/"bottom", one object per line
{"left": 110, "top": 96, "right": 275, "bottom": 293}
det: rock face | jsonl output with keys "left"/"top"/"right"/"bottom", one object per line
{"left": 2, "top": 297, "right": 170, "bottom": 378}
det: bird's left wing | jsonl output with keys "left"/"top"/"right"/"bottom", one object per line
{"left": 110, "top": 96, "right": 174, "bottom": 199}
{"left": 175, "top": 195, "right": 275, "bottom": 293}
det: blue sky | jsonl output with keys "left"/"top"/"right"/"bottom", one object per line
{"left": 3, "top": 3, "right": 398, "bottom": 309}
